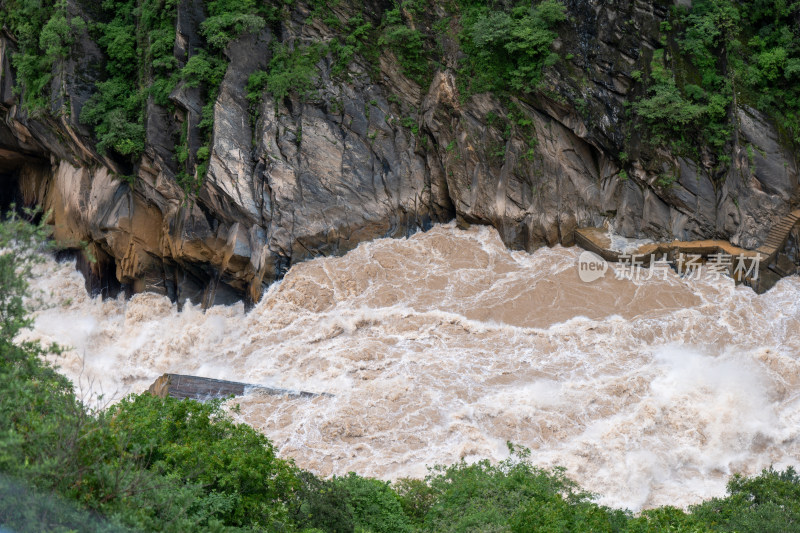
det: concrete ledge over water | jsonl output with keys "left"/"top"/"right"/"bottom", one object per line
{"left": 148, "top": 373, "right": 331, "bottom": 401}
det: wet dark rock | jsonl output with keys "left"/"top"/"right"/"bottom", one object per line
{"left": 0, "top": 0, "right": 797, "bottom": 305}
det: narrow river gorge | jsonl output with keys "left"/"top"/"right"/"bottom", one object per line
{"left": 22, "top": 223, "right": 800, "bottom": 512}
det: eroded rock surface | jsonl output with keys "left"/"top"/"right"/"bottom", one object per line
{"left": 0, "top": 0, "right": 797, "bottom": 304}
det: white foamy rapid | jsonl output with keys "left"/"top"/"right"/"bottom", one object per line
{"left": 20, "top": 223, "right": 800, "bottom": 511}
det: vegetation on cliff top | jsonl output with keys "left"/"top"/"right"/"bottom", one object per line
{"left": 0, "top": 0, "right": 86, "bottom": 113}
{"left": 0, "top": 0, "right": 566, "bottom": 189}
{"left": 0, "top": 0, "right": 274, "bottom": 194}
{"left": 634, "top": 0, "right": 800, "bottom": 165}
{"left": 457, "top": 0, "right": 566, "bottom": 95}
{"left": 1, "top": 0, "right": 797, "bottom": 192}
{"left": 2, "top": 211, "right": 800, "bottom": 532}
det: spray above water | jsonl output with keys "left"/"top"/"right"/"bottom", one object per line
{"left": 20, "top": 223, "right": 800, "bottom": 511}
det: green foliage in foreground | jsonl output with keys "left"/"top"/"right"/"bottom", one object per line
{"left": 2, "top": 211, "right": 800, "bottom": 532}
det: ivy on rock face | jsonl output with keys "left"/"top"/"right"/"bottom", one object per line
{"left": 142, "top": 0, "right": 181, "bottom": 106}
{"left": 634, "top": 0, "right": 800, "bottom": 164}
{"left": 1, "top": 0, "right": 797, "bottom": 197}
{"left": 0, "top": 0, "right": 86, "bottom": 113}
{"left": 2, "top": 0, "right": 271, "bottom": 194}
{"left": 200, "top": 0, "right": 266, "bottom": 50}
{"left": 734, "top": 0, "right": 800, "bottom": 144}
{"left": 378, "top": 4, "right": 429, "bottom": 84}
{"left": 457, "top": 0, "right": 566, "bottom": 96}
{"left": 633, "top": 49, "right": 731, "bottom": 157}
{"left": 80, "top": 0, "right": 145, "bottom": 159}
{"left": 77, "top": 0, "right": 177, "bottom": 162}
{"left": 1, "top": 0, "right": 567, "bottom": 187}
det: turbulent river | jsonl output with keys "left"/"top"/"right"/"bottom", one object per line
{"left": 22, "top": 223, "right": 800, "bottom": 511}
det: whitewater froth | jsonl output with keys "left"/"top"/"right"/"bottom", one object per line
{"left": 20, "top": 223, "right": 800, "bottom": 511}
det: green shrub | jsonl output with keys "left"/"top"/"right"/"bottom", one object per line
{"left": 633, "top": 51, "right": 710, "bottom": 153}
{"left": 247, "top": 69, "right": 270, "bottom": 106}
{"left": 401, "top": 116, "right": 419, "bottom": 136}
{"left": 264, "top": 42, "right": 324, "bottom": 103}
{"left": 655, "top": 173, "right": 677, "bottom": 188}
{"left": 379, "top": 6, "right": 428, "bottom": 83}
{"left": 202, "top": 13, "right": 264, "bottom": 49}
{"left": 80, "top": 78, "right": 145, "bottom": 157}
{"left": 291, "top": 470, "right": 355, "bottom": 533}
{"left": 457, "top": 0, "right": 566, "bottom": 95}
{"left": 394, "top": 477, "right": 437, "bottom": 526}
{"left": 200, "top": 0, "right": 275, "bottom": 50}
{"left": 330, "top": 15, "right": 376, "bottom": 77}
{"left": 332, "top": 473, "right": 414, "bottom": 533}
{"left": 179, "top": 50, "right": 227, "bottom": 90}
{"left": 106, "top": 394, "right": 299, "bottom": 528}
{"left": 509, "top": 492, "right": 629, "bottom": 533}
{"left": 636, "top": 0, "right": 800, "bottom": 160}
{"left": 420, "top": 443, "right": 607, "bottom": 532}
{"left": 690, "top": 467, "right": 800, "bottom": 533}
{"left": 2, "top": 0, "right": 85, "bottom": 112}
{"left": 626, "top": 506, "right": 711, "bottom": 532}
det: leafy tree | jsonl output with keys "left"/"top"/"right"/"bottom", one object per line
{"left": 332, "top": 473, "right": 414, "bottom": 533}
{"left": 635, "top": 0, "right": 800, "bottom": 160}
{"left": 690, "top": 466, "right": 800, "bottom": 532}
{"left": 1, "top": 0, "right": 85, "bottom": 112}
{"left": 261, "top": 42, "right": 325, "bottom": 103}
{"left": 458, "top": 0, "right": 566, "bottom": 95}
{"left": 105, "top": 393, "right": 299, "bottom": 529}
{"left": 378, "top": 5, "right": 428, "bottom": 84}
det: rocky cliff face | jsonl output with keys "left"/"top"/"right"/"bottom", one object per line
{"left": 0, "top": 0, "right": 797, "bottom": 304}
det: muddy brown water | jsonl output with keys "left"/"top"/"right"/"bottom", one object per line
{"left": 23, "top": 223, "right": 800, "bottom": 511}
